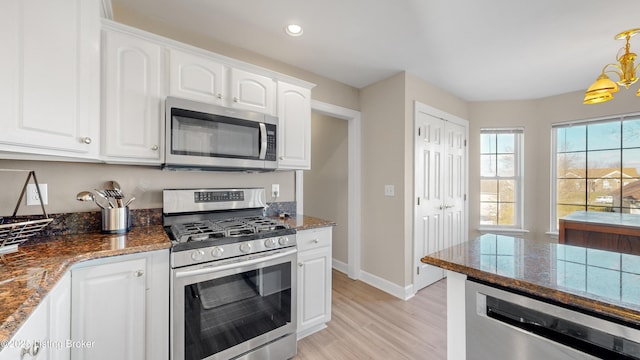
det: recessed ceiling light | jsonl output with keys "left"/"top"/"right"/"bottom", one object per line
{"left": 285, "top": 24, "right": 303, "bottom": 37}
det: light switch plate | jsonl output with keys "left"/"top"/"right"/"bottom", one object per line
{"left": 384, "top": 185, "right": 395, "bottom": 197}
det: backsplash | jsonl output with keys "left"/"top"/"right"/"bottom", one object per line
{"left": 9, "top": 201, "right": 296, "bottom": 241}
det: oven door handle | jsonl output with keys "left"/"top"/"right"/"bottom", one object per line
{"left": 258, "top": 122, "right": 267, "bottom": 160}
{"left": 174, "top": 248, "right": 296, "bottom": 279}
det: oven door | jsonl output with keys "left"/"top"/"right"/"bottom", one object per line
{"left": 171, "top": 248, "right": 297, "bottom": 360}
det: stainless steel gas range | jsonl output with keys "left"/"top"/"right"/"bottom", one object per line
{"left": 164, "top": 188, "right": 297, "bottom": 360}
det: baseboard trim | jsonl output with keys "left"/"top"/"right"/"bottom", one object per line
{"left": 359, "top": 270, "right": 414, "bottom": 300}
{"left": 332, "top": 258, "right": 349, "bottom": 274}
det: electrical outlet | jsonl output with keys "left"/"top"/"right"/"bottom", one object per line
{"left": 384, "top": 185, "right": 395, "bottom": 197}
{"left": 271, "top": 184, "right": 280, "bottom": 198}
{"left": 26, "top": 184, "right": 48, "bottom": 205}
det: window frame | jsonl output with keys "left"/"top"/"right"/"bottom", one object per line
{"left": 479, "top": 128, "right": 524, "bottom": 231}
{"left": 550, "top": 113, "right": 640, "bottom": 233}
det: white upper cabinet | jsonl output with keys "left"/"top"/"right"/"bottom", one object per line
{"left": 230, "top": 68, "right": 276, "bottom": 115}
{"left": 101, "top": 28, "right": 163, "bottom": 164}
{"left": 277, "top": 81, "right": 311, "bottom": 169}
{"left": 169, "top": 49, "right": 226, "bottom": 106}
{"left": 0, "top": 0, "right": 100, "bottom": 159}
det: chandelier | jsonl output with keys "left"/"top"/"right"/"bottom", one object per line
{"left": 583, "top": 28, "right": 640, "bottom": 104}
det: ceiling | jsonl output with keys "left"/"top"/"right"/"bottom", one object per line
{"left": 113, "top": 0, "right": 640, "bottom": 102}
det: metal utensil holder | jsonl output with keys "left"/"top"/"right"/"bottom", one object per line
{"left": 0, "top": 170, "right": 52, "bottom": 255}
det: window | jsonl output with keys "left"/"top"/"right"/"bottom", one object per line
{"left": 552, "top": 116, "right": 640, "bottom": 231}
{"left": 480, "top": 128, "right": 523, "bottom": 228}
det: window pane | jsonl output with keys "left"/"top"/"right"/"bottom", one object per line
{"left": 623, "top": 148, "right": 640, "bottom": 173}
{"left": 557, "top": 126, "right": 586, "bottom": 152}
{"left": 587, "top": 150, "right": 620, "bottom": 176}
{"left": 481, "top": 154, "right": 496, "bottom": 177}
{"left": 587, "top": 121, "right": 621, "bottom": 150}
{"left": 557, "top": 152, "right": 586, "bottom": 178}
{"left": 480, "top": 203, "right": 497, "bottom": 225}
{"left": 480, "top": 133, "right": 496, "bottom": 154}
{"left": 498, "top": 203, "right": 515, "bottom": 225}
{"left": 557, "top": 179, "right": 586, "bottom": 204}
{"left": 481, "top": 180, "right": 498, "bottom": 201}
{"left": 557, "top": 204, "right": 586, "bottom": 220}
{"left": 622, "top": 179, "right": 640, "bottom": 209}
{"left": 497, "top": 154, "right": 514, "bottom": 177}
{"left": 497, "top": 134, "right": 514, "bottom": 153}
{"left": 623, "top": 119, "right": 640, "bottom": 148}
{"left": 498, "top": 180, "right": 515, "bottom": 202}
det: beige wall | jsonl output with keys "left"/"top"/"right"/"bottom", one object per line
{"left": 0, "top": 160, "right": 294, "bottom": 216}
{"left": 360, "top": 72, "right": 406, "bottom": 285}
{"left": 468, "top": 88, "right": 640, "bottom": 241}
{"left": 303, "top": 113, "right": 349, "bottom": 263}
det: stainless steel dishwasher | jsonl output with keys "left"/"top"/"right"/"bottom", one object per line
{"left": 466, "top": 279, "right": 640, "bottom": 359}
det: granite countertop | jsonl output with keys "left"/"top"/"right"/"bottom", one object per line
{"left": 0, "top": 226, "right": 171, "bottom": 347}
{"left": 278, "top": 215, "right": 336, "bottom": 230}
{"left": 421, "top": 233, "right": 640, "bottom": 327}
{"left": 561, "top": 210, "right": 640, "bottom": 229}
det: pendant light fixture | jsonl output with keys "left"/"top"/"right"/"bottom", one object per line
{"left": 583, "top": 28, "right": 640, "bottom": 104}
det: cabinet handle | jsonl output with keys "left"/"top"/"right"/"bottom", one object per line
{"left": 312, "top": 239, "right": 319, "bottom": 244}
{"left": 217, "top": 93, "right": 222, "bottom": 99}
{"left": 135, "top": 270, "right": 144, "bottom": 277}
{"left": 279, "top": 156, "right": 284, "bottom": 160}
{"left": 298, "top": 262, "right": 304, "bottom": 267}
{"left": 82, "top": 137, "right": 92, "bottom": 144}
{"left": 151, "top": 145, "right": 159, "bottom": 151}
{"left": 233, "top": 97, "right": 239, "bottom": 103}
{"left": 20, "top": 341, "right": 41, "bottom": 358}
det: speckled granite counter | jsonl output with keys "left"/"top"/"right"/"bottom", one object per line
{"left": 278, "top": 215, "right": 336, "bottom": 230}
{"left": 0, "top": 226, "right": 171, "bottom": 346}
{"left": 421, "top": 233, "right": 640, "bottom": 327}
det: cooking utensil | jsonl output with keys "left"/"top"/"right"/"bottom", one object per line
{"left": 108, "top": 181, "right": 124, "bottom": 207}
{"left": 76, "top": 191, "right": 107, "bottom": 210}
{"left": 123, "top": 195, "right": 136, "bottom": 208}
{"left": 94, "top": 189, "right": 115, "bottom": 209}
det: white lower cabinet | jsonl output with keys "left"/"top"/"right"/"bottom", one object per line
{"left": 70, "top": 250, "right": 168, "bottom": 360}
{"left": 296, "top": 226, "right": 332, "bottom": 339}
{"left": 0, "top": 272, "right": 70, "bottom": 360}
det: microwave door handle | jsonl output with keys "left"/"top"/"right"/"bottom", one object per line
{"left": 259, "top": 123, "right": 267, "bottom": 160}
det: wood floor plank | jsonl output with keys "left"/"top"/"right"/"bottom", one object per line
{"left": 296, "top": 270, "right": 447, "bottom": 360}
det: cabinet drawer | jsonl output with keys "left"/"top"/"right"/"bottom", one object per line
{"left": 297, "top": 227, "right": 332, "bottom": 252}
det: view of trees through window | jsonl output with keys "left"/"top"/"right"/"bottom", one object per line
{"left": 480, "top": 129, "right": 522, "bottom": 227}
{"left": 554, "top": 117, "right": 640, "bottom": 227}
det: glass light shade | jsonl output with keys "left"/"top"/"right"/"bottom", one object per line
{"left": 587, "top": 73, "right": 619, "bottom": 94}
{"left": 583, "top": 90, "right": 614, "bottom": 104}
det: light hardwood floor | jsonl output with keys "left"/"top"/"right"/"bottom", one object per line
{"left": 296, "top": 270, "right": 447, "bottom": 360}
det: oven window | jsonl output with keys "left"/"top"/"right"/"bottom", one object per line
{"left": 184, "top": 262, "right": 292, "bottom": 360}
{"left": 172, "top": 115, "right": 260, "bottom": 158}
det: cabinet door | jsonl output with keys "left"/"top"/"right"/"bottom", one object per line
{"left": 71, "top": 258, "right": 146, "bottom": 360}
{"left": 102, "top": 30, "right": 163, "bottom": 163}
{"left": 169, "top": 49, "right": 226, "bottom": 105}
{"left": 229, "top": 69, "right": 275, "bottom": 114}
{"left": 277, "top": 82, "right": 311, "bottom": 169}
{"left": 0, "top": 0, "right": 100, "bottom": 158}
{"left": 297, "top": 246, "right": 332, "bottom": 334}
{"left": 49, "top": 272, "right": 71, "bottom": 360}
{"left": 0, "top": 297, "right": 49, "bottom": 360}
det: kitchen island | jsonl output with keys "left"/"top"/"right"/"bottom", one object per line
{"left": 421, "top": 234, "right": 640, "bottom": 359}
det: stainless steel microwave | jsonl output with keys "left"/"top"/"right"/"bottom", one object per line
{"left": 164, "top": 97, "right": 278, "bottom": 171}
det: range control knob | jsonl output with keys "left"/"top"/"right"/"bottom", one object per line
{"left": 191, "top": 250, "right": 205, "bottom": 262}
{"left": 278, "top": 237, "right": 289, "bottom": 246}
{"left": 211, "top": 247, "right": 224, "bottom": 258}
{"left": 239, "top": 243, "right": 252, "bottom": 253}
{"left": 264, "top": 238, "right": 277, "bottom": 248}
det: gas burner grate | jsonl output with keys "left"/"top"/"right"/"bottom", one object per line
{"left": 168, "top": 216, "right": 290, "bottom": 243}
{"left": 170, "top": 221, "right": 226, "bottom": 243}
